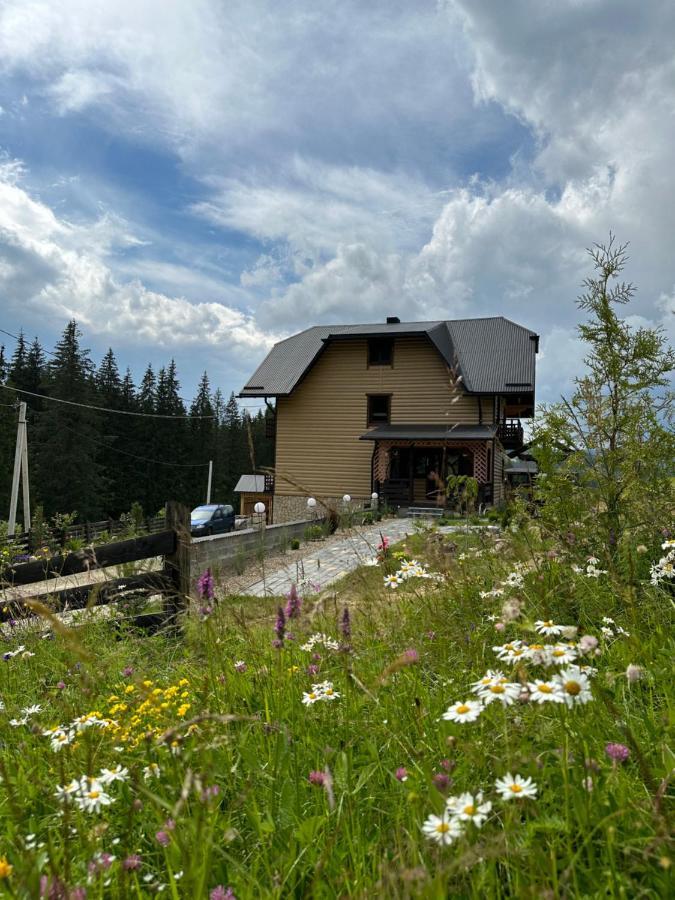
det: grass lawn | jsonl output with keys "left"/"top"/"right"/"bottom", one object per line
{"left": 0, "top": 522, "right": 672, "bottom": 897}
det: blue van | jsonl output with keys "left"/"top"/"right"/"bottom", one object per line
{"left": 190, "top": 504, "right": 235, "bottom": 537}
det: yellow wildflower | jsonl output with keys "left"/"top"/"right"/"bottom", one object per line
{"left": 0, "top": 857, "right": 13, "bottom": 878}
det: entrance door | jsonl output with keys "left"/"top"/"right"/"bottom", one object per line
{"left": 412, "top": 448, "right": 443, "bottom": 505}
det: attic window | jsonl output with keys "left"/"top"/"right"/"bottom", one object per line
{"left": 368, "top": 338, "right": 393, "bottom": 366}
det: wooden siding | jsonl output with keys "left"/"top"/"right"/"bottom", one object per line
{"left": 274, "top": 337, "right": 481, "bottom": 497}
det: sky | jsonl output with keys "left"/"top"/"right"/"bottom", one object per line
{"left": 0, "top": 0, "right": 674, "bottom": 408}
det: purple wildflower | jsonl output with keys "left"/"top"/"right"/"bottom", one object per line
{"left": 307, "top": 663, "right": 319, "bottom": 676}
{"left": 340, "top": 607, "right": 351, "bottom": 641}
{"left": 284, "top": 584, "right": 302, "bottom": 619}
{"left": 39, "top": 876, "right": 68, "bottom": 899}
{"left": 155, "top": 831, "right": 170, "bottom": 847}
{"left": 123, "top": 854, "right": 142, "bottom": 871}
{"left": 56, "top": 681, "right": 66, "bottom": 690}
{"left": 273, "top": 606, "right": 286, "bottom": 647}
{"left": 197, "top": 568, "right": 215, "bottom": 602}
{"left": 605, "top": 742, "right": 630, "bottom": 763}
{"left": 308, "top": 770, "right": 326, "bottom": 786}
{"left": 579, "top": 635, "right": 599, "bottom": 654}
{"left": 210, "top": 888, "right": 236, "bottom": 900}
{"left": 234, "top": 660, "right": 247, "bottom": 673}
{"left": 403, "top": 648, "right": 419, "bottom": 663}
{"left": 432, "top": 772, "right": 451, "bottom": 793}
{"left": 395, "top": 767, "right": 408, "bottom": 782}
{"left": 122, "top": 666, "right": 134, "bottom": 677}
{"left": 164, "top": 818, "right": 176, "bottom": 831}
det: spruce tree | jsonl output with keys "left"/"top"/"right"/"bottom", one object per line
{"left": 189, "top": 372, "right": 215, "bottom": 504}
{"left": 33, "top": 320, "right": 103, "bottom": 520}
{"left": 95, "top": 349, "right": 124, "bottom": 514}
{"left": 534, "top": 237, "right": 675, "bottom": 556}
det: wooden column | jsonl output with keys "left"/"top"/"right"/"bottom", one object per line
{"left": 164, "top": 501, "right": 191, "bottom": 625}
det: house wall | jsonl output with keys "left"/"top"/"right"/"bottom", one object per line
{"left": 272, "top": 336, "right": 483, "bottom": 521}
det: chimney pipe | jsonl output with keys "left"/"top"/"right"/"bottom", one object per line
{"left": 386, "top": 316, "right": 400, "bottom": 324}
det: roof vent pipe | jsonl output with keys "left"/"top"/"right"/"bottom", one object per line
{"left": 386, "top": 316, "right": 400, "bottom": 324}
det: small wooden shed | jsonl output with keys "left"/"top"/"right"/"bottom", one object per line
{"left": 233, "top": 475, "right": 272, "bottom": 522}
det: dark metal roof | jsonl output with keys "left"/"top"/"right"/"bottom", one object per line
{"left": 506, "top": 460, "right": 538, "bottom": 475}
{"left": 233, "top": 475, "right": 266, "bottom": 493}
{"left": 359, "top": 424, "right": 498, "bottom": 441}
{"left": 240, "top": 317, "right": 538, "bottom": 397}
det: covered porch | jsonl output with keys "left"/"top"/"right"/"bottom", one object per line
{"left": 360, "top": 424, "right": 498, "bottom": 509}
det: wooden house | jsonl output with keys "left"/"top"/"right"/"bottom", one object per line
{"left": 240, "top": 317, "right": 538, "bottom": 523}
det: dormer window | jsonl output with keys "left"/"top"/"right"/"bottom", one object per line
{"left": 368, "top": 338, "right": 393, "bottom": 366}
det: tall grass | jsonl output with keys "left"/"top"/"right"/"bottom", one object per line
{"left": 0, "top": 525, "right": 672, "bottom": 897}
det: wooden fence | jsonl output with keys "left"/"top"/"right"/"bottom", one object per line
{"left": 1, "top": 514, "right": 167, "bottom": 556}
{"left": 0, "top": 503, "right": 190, "bottom": 630}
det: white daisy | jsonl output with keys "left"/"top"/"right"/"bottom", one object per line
{"left": 75, "top": 783, "right": 114, "bottom": 814}
{"left": 301, "top": 690, "right": 321, "bottom": 706}
{"left": 99, "top": 765, "right": 129, "bottom": 785}
{"left": 383, "top": 574, "right": 403, "bottom": 589}
{"left": 476, "top": 680, "right": 521, "bottom": 706}
{"left": 545, "top": 644, "right": 578, "bottom": 666}
{"left": 54, "top": 779, "right": 80, "bottom": 802}
{"left": 315, "top": 681, "right": 340, "bottom": 701}
{"left": 492, "top": 641, "right": 524, "bottom": 660}
{"left": 534, "top": 620, "right": 563, "bottom": 637}
{"left": 527, "top": 680, "right": 565, "bottom": 704}
{"left": 523, "top": 643, "right": 549, "bottom": 664}
{"left": 442, "top": 699, "right": 483, "bottom": 724}
{"left": 143, "top": 763, "right": 161, "bottom": 781}
{"left": 421, "top": 812, "right": 462, "bottom": 845}
{"left": 46, "top": 728, "right": 73, "bottom": 752}
{"left": 470, "top": 670, "right": 506, "bottom": 693}
{"left": 494, "top": 773, "right": 537, "bottom": 801}
{"left": 554, "top": 666, "right": 593, "bottom": 707}
{"left": 446, "top": 791, "right": 492, "bottom": 827}
{"left": 21, "top": 704, "right": 42, "bottom": 717}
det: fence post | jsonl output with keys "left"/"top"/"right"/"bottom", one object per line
{"left": 164, "top": 501, "right": 191, "bottom": 626}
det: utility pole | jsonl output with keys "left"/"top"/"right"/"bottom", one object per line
{"left": 8, "top": 401, "right": 30, "bottom": 537}
{"left": 206, "top": 459, "right": 213, "bottom": 504}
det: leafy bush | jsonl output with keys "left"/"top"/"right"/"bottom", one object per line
{"left": 290, "top": 538, "right": 301, "bottom": 550}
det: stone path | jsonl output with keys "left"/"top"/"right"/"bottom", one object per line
{"left": 238, "top": 518, "right": 416, "bottom": 597}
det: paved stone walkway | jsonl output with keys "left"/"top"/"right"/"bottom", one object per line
{"left": 238, "top": 519, "right": 416, "bottom": 597}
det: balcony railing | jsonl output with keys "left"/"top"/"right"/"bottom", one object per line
{"left": 497, "top": 420, "right": 524, "bottom": 447}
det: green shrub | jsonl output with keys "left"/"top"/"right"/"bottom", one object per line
{"left": 290, "top": 538, "right": 301, "bottom": 550}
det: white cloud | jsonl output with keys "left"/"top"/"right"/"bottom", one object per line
{"left": 0, "top": 0, "right": 673, "bottom": 406}
{"left": 0, "top": 164, "right": 273, "bottom": 358}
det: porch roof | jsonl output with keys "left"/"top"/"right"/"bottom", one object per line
{"left": 359, "top": 424, "right": 497, "bottom": 441}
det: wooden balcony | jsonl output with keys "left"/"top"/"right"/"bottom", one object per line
{"left": 497, "top": 420, "right": 524, "bottom": 449}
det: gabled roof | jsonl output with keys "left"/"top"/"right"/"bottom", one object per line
{"left": 234, "top": 475, "right": 267, "bottom": 493}
{"left": 239, "top": 317, "right": 538, "bottom": 397}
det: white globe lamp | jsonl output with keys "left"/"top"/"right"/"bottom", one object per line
{"left": 307, "top": 497, "right": 317, "bottom": 508}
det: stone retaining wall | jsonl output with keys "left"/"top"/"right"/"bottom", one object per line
{"left": 272, "top": 494, "right": 370, "bottom": 524}
{"left": 189, "top": 518, "right": 317, "bottom": 581}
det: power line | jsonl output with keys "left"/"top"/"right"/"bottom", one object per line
{"left": 0, "top": 326, "right": 59, "bottom": 357}
{"left": 0, "top": 384, "right": 215, "bottom": 420}
{"left": 59, "top": 423, "right": 210, "bottom": 468}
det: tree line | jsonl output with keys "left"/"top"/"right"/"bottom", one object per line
{"left": 0, "top": 321, "right": 274, "bottom": 525}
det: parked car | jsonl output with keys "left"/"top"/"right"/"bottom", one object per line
{"left": 190, "top": 504, "right": 235, "bottom": 537}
